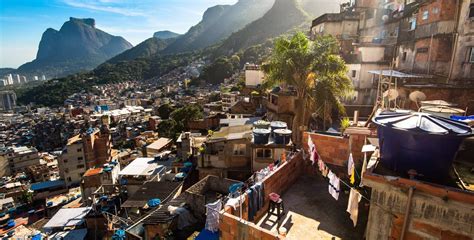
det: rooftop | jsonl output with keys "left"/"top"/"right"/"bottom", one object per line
{"left": 118, "top": 158, "right": 165, "bottom": 176}
{"left": 256, "top": 175, "right": 367, "bottom": 239}
{"left": 121, "top": 181, "right": 182, "bottom": 208}
{"left": 43, "top": 207, "right": 91, "bottom": 229}
{"left": 146, "top": 138, "right": 172, "bottom": 151}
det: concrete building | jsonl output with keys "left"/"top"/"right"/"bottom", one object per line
{"left": 6, "top": 146, "right": 42, "bottom": 174}
{"left": 59, "top": 135, "right": 86, "bottom": 187}
{"left": 244, "top": 64, "right": 265, "bottom": 87}
{"left": 0, "top": 91, "right": 17, "bottom": 111}
{"left": 221, "top": 92, "right": 240, "bottom": 112}
{"left": 82, "top": 128, "right": 113, "bottom": 168}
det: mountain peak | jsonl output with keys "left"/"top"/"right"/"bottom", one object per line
{"left": 68, "top": 17, "right": 96, "bottom": 28}
{"left": 17, "top": 18, "right": 132, "bottom": 78}
{"left": 153, "top": 31, "right": 181, "bottom": 40}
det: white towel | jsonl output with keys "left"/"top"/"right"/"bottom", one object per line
{"left": 205, "top": 199, "right": 222, "bottom": 232}
{"left": 346, "top": 189, "right": 362, "bottom": 226}
{"left": 327, "top": 171, "right": 340, "bottom": 200}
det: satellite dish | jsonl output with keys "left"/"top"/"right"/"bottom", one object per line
{"left": 409, "top": 91, "right": 426, "bottom": 102}
{"left": 383, "top": 89, "right": 399, "bottom": 101}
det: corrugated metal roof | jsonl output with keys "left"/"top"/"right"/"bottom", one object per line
{"left": 43, "top": 207, "right": 91, "bottom": 229}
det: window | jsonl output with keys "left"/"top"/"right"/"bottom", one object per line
{"left": 469, "top": 47, "right": 474, "bottom": 63}
{"left": 422, "top": 10, "right": 429, "bottom": 20}
{"left": 67, "top": 177, "right": 72, "bottom": 182}
{"left": 417, "top": 47, "right": 429, "bottom": 53}
{"left": 65, "top": 168, "right": 69, "bottom": 173}
{"left": 233, "top": 144, "right": 246, "bottom": 156}
{"left": 77, "top": 164, "right": 85, "bottom": 169}
{"left": 469, "top": 3, "right": 474, "bottom": 18}
{"left": 78, "top": 157, "right": 83, "bottom": 161}
{"left": 432, "top": 7, "right": 439, "bottom": 14}
{"left": 256, "top": 149, "right": 272, "bottom": 159}
{"left": 352, "top": 70, "right": 357, "bottom": 78}
{"left": 402, "top": 52, "right": 407, "bottom": 61}
{"left": 77, "top": 148, "right": 82, "bottom": 152}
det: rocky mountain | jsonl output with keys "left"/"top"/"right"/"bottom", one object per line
{"left": 106, "top": 37, "right": 176, "bottom": 64}
{"left": 162, "top": 0, "right": 274, "bottom": 54}
{"left": 17, "top": 17, "right": 132, "bottom": 78}
{"left": 215, "top": 0, "right": 309, "bottom": 55}
{"left": 153, "top": 31, "right": 181, "bottom": 39}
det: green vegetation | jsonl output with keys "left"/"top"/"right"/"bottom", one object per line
{"left": 157, "top": 104, "right": 204, "bottom": 139}
{"left": 199, "top": 56, "right": 239, "bottom": 84}
{"left": 263, "top": 32, "right": 353, "bottom": 140}
{"left": 157, "top": 103, "right": 175, "bottom": 119}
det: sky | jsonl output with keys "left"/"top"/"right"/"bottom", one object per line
{"left": 0, "top": 0, "right": 238, "bottom": 68}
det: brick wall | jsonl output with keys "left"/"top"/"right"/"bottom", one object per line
{"left": 220, "top": 212, "right": 281, "bottom": 240}
{"left": 363, "top": 174, "right": 474, "bottom": 240}
{"left": 302, "top": 132, "right": 365, "bottom": 168}
{"left": 401, "top": 86, "right": 474, "bottom": 115}
{"left": 219, "top": 152, "right": 306, "bottom": 239}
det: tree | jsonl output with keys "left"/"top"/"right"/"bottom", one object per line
{"left": 263, "top": 32, "right": 352, "bottom": 143}
{"left": 157, "top": 104, "right": 174, "bottom": 119}
{"left": 170, "top": 105, "right": 204, "bottom": 134}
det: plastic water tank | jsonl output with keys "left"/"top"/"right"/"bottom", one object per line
{"left": 373, "top": 111, "right": 472, "bottom": 182}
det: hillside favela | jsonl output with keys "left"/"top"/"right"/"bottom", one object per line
{"left": 0, "top": 0, "right": 474, "bottom": 239}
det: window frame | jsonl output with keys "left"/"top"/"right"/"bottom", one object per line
{"left": 233, "top": 144, "right": 246, "bottom": 156}
{"left": 469, "top": 47, "right": 474, "bottom": 63}
{"left": 256, "top": 148, "right": 272, "bottom": 159}
{"left": 422, "top": 10, "right": 429, "bottom": 20}
{"left": 469, "top": 3, "right": 474, "bottom": 19}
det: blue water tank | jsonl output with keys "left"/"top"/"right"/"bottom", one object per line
{"left": 373, "top": 111, "right": 472, "bottom": 182}
{"left": 253, "top": 129, "right": 271, "bottom": 144}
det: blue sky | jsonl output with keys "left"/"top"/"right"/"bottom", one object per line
{"left": 0, "top": 0, "right": 237, "bottom": 68}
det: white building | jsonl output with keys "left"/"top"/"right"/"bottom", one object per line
{"left": 244, "top": 64, "right": 265, "bottom": 87}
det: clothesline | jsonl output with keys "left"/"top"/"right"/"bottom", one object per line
{"left": 305, "top": 146, "right": 398, "bottom": 219}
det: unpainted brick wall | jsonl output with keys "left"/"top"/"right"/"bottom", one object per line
{"left": 302, "top": 132, "right": 365, "bottom": 167}
{"left": 219, "top": 152, "right": 305, "bottom": 239}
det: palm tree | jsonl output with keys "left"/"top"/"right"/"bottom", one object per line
{"left": 263, "top": 32, "right": 352, "bottom": 143}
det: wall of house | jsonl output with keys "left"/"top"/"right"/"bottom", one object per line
{"left": 400, "top": 85, "right": 474, "bottom": 115}
{"left": 413, "top": 35, "right": 454, "bottom": 76}
{"left": 302, "top": 132, "right": 365, "bottom": 168}
{"left": 219, "top": 153, "right": 307, "bottom": 239}
{"left": 450, "top": 0, "right": 474, "bottom": 82}
{"left": 357, "top": 46, "right": 387, "bottom": 63}
{"left": 363, "top": 174, "right": 474, "bottom": 240}
{"left": 220, "top": 212, "right": 281, "bottom": 240}
{"left": 59, "top": 142, "right": 86, "bottom": 187}
{"left": 251, "top": 146, "right": 287, "bottom": 172}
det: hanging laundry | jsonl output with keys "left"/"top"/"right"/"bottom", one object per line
{"left": 346, "top": 189, "right": 362, "bottom": 227}
{"left": 318, "top": 159, "right": 325, "bottom": 172}
{"left": 350, "top": 166, "right": 356, "bottom": 185}
{"left": 348, "top": 153, "right": 356, "bottom": 184}
{"left": 205, "top": 199, "right": 222, "bottom": 232}
{"left": 327, "top": 171, "right": 340, "bottom": 200}
{"left": 307, "top": 135, "right": 316, "bottom": 164}
{"left": 322, "top": 165, "right": 329, "bottom": 177}
{"left": 347, "top": 153, "right": 354, "bottom": 176}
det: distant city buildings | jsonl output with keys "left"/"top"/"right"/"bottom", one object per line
{"left": 0, "top": 91, "right": 17, "bottom": 111}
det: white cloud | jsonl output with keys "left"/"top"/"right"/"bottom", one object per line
{"left": 62, "top": 0, "right": 147, "bottom": 17}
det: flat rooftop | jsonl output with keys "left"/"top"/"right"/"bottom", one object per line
{"left": 256, "top": 175, "right": 367, "bottom": 239}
